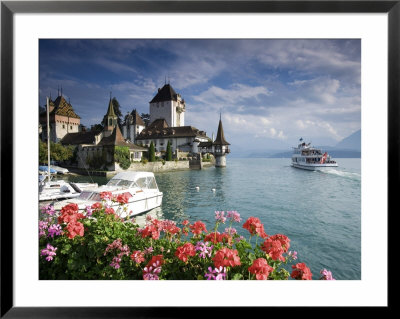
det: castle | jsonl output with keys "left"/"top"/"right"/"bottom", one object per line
{"left": 42, "top": 82, "right": 230, "bottom": 169}
{"left": 60, "top": 97, "right": 146, "bottom": 170}
{"left": 124, "top": 83, "right": 211, "bottom": 156}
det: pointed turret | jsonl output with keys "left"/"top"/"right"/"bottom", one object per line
{"left": 212, "top": 114, "right": 230, "bottom": 167}
{"left": 213, "top": 115, "right": 230, "bottom": 146}
{"left": 104, "top": 97, "right": 118, "bottom": 133}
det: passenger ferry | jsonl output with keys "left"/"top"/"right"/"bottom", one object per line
{"left": 291, "top": 138, "right": 338, "bottom": 170}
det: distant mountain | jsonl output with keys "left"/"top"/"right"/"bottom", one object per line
{"left": 335, "top": 129, "right": 361, "bottom": 151}
{"left": 237, "top": 130, "right": 361, "bottom": 158}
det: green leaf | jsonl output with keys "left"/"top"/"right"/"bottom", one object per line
{"left": 232, "top": 273, "right": 243, "bottom": 280}
{"left": 248, "top": 252, "right": 256, "bottom": 262}
{"left": 60, "top": 244, "right": 71, "bottom": 254}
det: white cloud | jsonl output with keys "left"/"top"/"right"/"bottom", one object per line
{"left": 192, "top": 83, "right": 271, "bottom": 106}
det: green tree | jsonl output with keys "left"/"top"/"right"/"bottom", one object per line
{"left": 91, "top": 123, "right": 104, "bottom": 132}
{"left": 114, "top": 146, "right": 131, "bottom": 170}
{"left": 39, "top": 139, "right": 74, "bottom": 163}
{"left": 140, "top": 113, "right": 150, "bottom": 126}
{"left": 149, "top": 141, "right": 155, "bottom": 162}
{"left": 166, "top": 141, "right": 172, "bottom": 161}
{"left": 39, "top": 139, "right": 48, "bottom": 163}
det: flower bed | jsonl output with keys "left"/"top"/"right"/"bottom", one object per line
{"left": 39, "top": 194, "right": 335, "bottom": 280}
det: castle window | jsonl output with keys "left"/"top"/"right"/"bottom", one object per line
{"left": 62, "top": 124, "right": 65, "bottom": 129}
{"left": 109, "top": 119, "right": 112, "bottom": 126}
{"left": 70, "top": 126, "right": 72, "bottom": 130}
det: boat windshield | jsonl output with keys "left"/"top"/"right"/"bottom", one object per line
{"left": 134, "top": 177, "right": 158, "bottom": 190}
{"left": 78, "top": 191, "right": 102, "bottom": 201}
{"left": 106, "top": 179, "right": 120, "bottom": 186}
{"left": 106, "top": 179, "right": 134, "bottom": 187}
{"left": 89, "top": 193, "right": 101, "bottom": 201}
{"left": 78, "top": 191, "right": 93, "bottom": 200}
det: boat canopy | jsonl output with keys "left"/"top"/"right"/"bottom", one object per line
{"left": 106, "top": 171, "right": 159, "bottom": 190}
{"left": 39, "top": 166, "right": 57, "bottom": 174}
{"left": 110, "top": 171, "right": 156, "bottom": 182}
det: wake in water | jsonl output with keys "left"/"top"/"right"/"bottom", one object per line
{"left": 316, "top": 168, "right": 361, "bottom": 181}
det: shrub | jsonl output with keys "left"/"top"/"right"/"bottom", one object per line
{"left": 39, "top": 200, "right": 335, "bottom": 280}
{"left": 166, "top": 141, "right": 172, "bottom": 161}
{"left": 149, "top": 142, "right": 155, "bottom": 162}
{"left": 114, "top": 146, "right": 131, "bottom": 170}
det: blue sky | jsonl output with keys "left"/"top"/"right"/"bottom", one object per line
{"left": 39, "top": 39, "right": 361, "bottom": 153}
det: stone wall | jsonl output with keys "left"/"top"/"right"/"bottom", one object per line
{"left": 114, "top": 160, "right": 213, "bottom": 173}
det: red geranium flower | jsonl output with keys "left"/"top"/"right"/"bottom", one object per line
{"left": 248, "top": 258, "right": 274, "bottom": 280}
{"left": 58, "top": 203, "right": 83, "bottom": 224}
{"left": 261, "top": 237, "right": 286, "bottom": 261}
{"left": 213, "top": 247, "right": 241, "bottom": 268}
{"left": 100, "top": 191, "right": 113, "bottom": 201}
{"left": 204, "top": 231, "right": 223, "bottom": 244}
{"left": 181, "top": 220, "right": 190, "bottom": 226}
{"left": 105, "top": 207, "right": 115, "bottom": 215}
{"left": 189, "top": 221, "right": 207, "bottom": 236}
{"left": 115, "top": 192, "right": 132, "bottom": 204}
{"left": 204, "top": 232, "right": 233, "bottom": 246}
{"left": 164, "top": 224, "right": 181, "bottom": 236}
{"left": 291, "top": 263, "right": 313, "bottom": 280}
{"left": 130, "top": 250, "right": 145, "bottom": 264}
{"left": 146, "top": 255, "right": 164, "bottom": 268}
{"left": 91, "top": 202, "right": 102, "bottom": 211}
{"left": 141, "top": 224, "right": 160, "bottom": 240}
{"left": 65, "top": 221, "right": 84, "bottom": 239}
{"left": 242, "top": 217, "right": 268, "bottom": 238}
{"left": 175, "top": 243, "right": 196, "bottom": 263}
{"left": 269, "top": 234, "right": 290, "bottom": 252}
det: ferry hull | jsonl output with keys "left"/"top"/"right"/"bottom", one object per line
{"left": 291, "top": 163, "right": 338, "bottom": 171}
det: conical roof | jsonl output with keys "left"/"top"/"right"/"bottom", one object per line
{"left": 213, "top": 117, "right": 230, "bottom": 145}
{"left": 150, "top": 84, "right": 178, "bottom": 103}
{"left": 105, "top": 98, "right": 117, "bottom": 118}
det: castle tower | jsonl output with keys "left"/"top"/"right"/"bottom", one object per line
{"left": 122, "top": 109, "right": 145, "bottom": 143}
{"left": 149, "top": 83, "right": 185, "bottom": 127}
{"left": 39, "top": 92, "right": 81, "bottom": 143}
{"left": 212, "top": 115, "right": 230, "bottom": 167}
{"left": 104, "top": 97, "right": 118, "bottom": 136}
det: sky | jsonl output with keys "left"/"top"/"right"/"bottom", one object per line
{"left": 39, "top": 39, "right": 361, "bottom": 154}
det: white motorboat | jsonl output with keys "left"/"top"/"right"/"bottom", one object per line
{"left": 291, "top": 138, "right": 338, "bottom": 171}
{"left": 52, "top": 171, "right": 163, "bottom": 219}
{"left": 51, "top": 165, "right": 69, "bottom": 174}
{"left": 39, "top": 176, "right": 98, "bottom": 201}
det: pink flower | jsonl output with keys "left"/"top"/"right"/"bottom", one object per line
{"left": 41, "top": 244, "right": 57, "bottom": 261}
{"left": 143, "top": 260, "right": 162, "bottom": 280}
{"left": 320, "top": 269, "right": 335, "bottom": 280}
{"left": 204, "top": 266, "right": 227, "bottom": 280}
{"left": 227, "top": 211, "right": 241, "bottom": 223}
{"left": 215, "top": 211, "right": 227, "bottom": 223}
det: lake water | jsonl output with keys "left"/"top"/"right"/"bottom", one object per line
{"left": 65, "top": 158, "right": 361, "bottom": 280}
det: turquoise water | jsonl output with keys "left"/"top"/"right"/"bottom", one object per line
{"left": 65, "top": 158, "right": 361, "bottom": 280}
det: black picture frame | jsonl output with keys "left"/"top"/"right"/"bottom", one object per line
{"left": 1, "top": 0, "right": 395, "bottom": 317}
